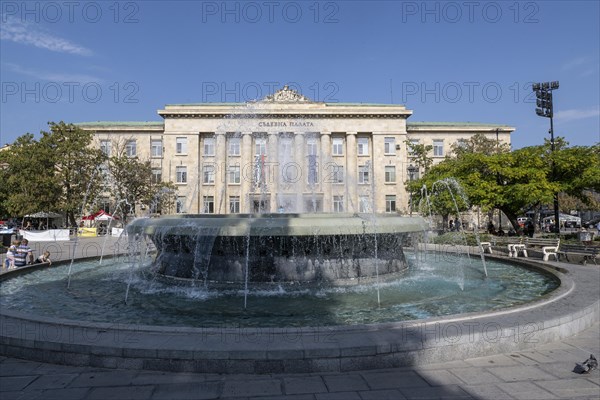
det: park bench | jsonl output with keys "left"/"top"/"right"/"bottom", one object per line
{"left": 557, "top": 244, "right": 600, "bottom": 265}
{"left": 480, "top": 236, "right": 524, "bottom": 257}
{"left": 515, "top": 237, "right": 560, "bottom": 261}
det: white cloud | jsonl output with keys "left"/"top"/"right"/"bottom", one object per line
{"left": 562, "top": 57, "right": 587, "bottom": 71}
{"left": 3, "top": 62, "right": 101, "bottom": 83}
{"left": 0, "top": 17, "right": 92, "bottom": 56}
{"left": 555, "top": 107, "right": 600, "bottom": 122}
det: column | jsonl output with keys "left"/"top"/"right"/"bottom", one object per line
{"left": 320, "top": 132, "right": 332, "bottom": 212}
{"left": 268, "top": 132, "right": 279, "bottom": 212}
{"left": 241, "top": 132, "right": 253, "bottom": 213}
{"left": 345, "top": 132, "right": 357, "bottom": 213}
{"left": 293, "top": 132, "right": 305, "bottom": 211}
{"left": 216, "top": 132, "right": 227, "bottom": 214}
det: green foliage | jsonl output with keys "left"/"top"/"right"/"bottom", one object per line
{"left": 0, "top": 133, "right": 61, "bottom": 218}
{"left": 0, "top": 122, "right": 106, "bottom": 225}
{"left": 450, "top": 132, "right": 510, "bottom": 157}
{"left": 411, "top": 136, "right": 598, "bottom": 231}
{"left": 104, "top": 138, "right": 177, "bottom": 223}
{"left": 405, "top": 140, "right": 434, "bottom": 172}
{"left": 41, "top": 122, "right": 107, "bottom": 226}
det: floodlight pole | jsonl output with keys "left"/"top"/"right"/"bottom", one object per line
{"left": 549, "top": 115, "right": 560, "bottom": 235}
{"left": 532, "top": 81, "right": 560, "bottom": 235}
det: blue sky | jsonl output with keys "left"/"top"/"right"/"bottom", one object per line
{"left": 1, "top": 0, "right": 599, "bottom": 149}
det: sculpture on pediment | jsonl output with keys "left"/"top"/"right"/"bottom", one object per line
{"left": 262, "top": 85, "right": 312, "bottom": 103}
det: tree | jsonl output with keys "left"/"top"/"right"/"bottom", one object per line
{"left": 41, "top": 122, "right": 106, "bottom": 226}
{"left": 408, "top": 137, "right": 598, "bottom": 231}
{"left": 0, "top": 122, "right": 107, "bottom": 226}
{"left": 105, "top": 138, "right": 176, "bottom": 223}
{"left": 0, "top": 134, "right": 60, "bottom": 219}
{"left": 450, "top": 132, "right": 510, "bottom": 157}
{"left": 405, "top": 140, "right": 434, "bottom": 172}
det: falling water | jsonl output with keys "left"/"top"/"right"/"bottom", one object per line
{"left": 67, "top": 166, "right": 100, "bottom": 288}
{"left": 99, "top": 198, "right": 130, "bottom": 266}
{"left": 243, "top": 226, "right": 251, "bottom": 310}
{"left": 423, "top": 178, "right": 488, "bottom": 280}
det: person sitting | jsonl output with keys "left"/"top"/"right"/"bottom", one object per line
{"left": 34, "top": 251, "right": 52, "bottom": 266}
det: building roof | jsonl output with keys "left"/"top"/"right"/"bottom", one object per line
{"left": 75, "top": 121, "right": 164, "bottom": 127}
{"left": 407, "top": 121, "right": 512, "bottom": 128}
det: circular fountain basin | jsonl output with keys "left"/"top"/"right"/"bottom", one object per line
{"left": 0, "top": 252, "right": 597, "bottom": 374}
{"left": 0, "top": 254, "right": 559, "bottom": 327}
{"left": 127, "top": 213, "right": 430, "bottom": 286}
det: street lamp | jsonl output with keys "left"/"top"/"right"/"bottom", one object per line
{"left": 532, "top": 81, "right": 560, "bottom": 234}
{"left": 407, "top": 164, "right": 418, "bottom": 215}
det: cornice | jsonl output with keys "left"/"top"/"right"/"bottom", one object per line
{"left": 159, "top": 113, "right": 409, "bottom": 119}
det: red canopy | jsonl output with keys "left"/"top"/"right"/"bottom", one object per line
{"left": 81, "top": 210, "right": 118, "bottom": 221}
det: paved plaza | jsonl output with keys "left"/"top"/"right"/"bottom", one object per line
{"left": 0, "top": 237, "right": 598, "bottom": 399}
{"left": 0, "top": 321, "right": 598, "bottom": 399}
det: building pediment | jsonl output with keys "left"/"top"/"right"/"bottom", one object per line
{"left": 260, "top": 85, "right": 313, "bottom": 103}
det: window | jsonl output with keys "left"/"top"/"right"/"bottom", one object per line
{"left": 306, "top": 138, "right": 318, "bottom": 156}
{"left": 228, "top": 137, "right": 240, "bottom": 156}
{"left": 358, "top": 165, "right": 369, "bottom": 184}
{"left": 228, "top": 165, "right": 240, "bottom": 184}
{"left": 408, "top": 139, "right": 419, "bottom": 156}
{"left": 202, "top": 196, "right": 214, "bottom": 213}
{"left": 151, "top": 139, "right": 163, "bottom": 157}
{"left": 332, "top": 137, "right": 344, "bottom": 156}
{"left": 176, "top": 166, "right": 187, "bottom": 183}
{"left": 255, "top": 137, "right": 267, "bottom": 156}
{"left": 386, "top": 195, "right": 396, "bottom": 213}
{"left": 229, "top": 196, "right": 240, "bottom": 213}
{"left": 332, "top": 165, "right": 344, "bottom": 183}
{"left": 203, "top": 164, "right": 215, "bottom": 184}
{"left": 359, "top": 196, "right": 371, "bottom": 213}
{"left": 385, "top": 166, "right": 396, "bottom": 183}
{"left": 333, "top": 196, "right": 344, "bottom": 213}
{"left": 151, "top": 168, "right": 162, "bottom": 184}
{"left": 304, "top": 198, "right": 322, "bottom": 213}
{"left": 357, "top": 137, "right": 369, "bottom": 155}
{"left": 203, "top": 137, "right": 215, "bottom": 156}
{"left": 282, "top": 162, "right": 299, "bottom": 183}
{"left": 307, "top": 157, "right": 318, "bottom": 185}
{"left": 433, "top": 140, "right": 444, "bottom": 157}
{"left": 176, "top": 137, "right": 188, "bottom": 154}
{"left": 407, "top": 165, "right": 420, "bottom": 181}
{"left": 279, "top": 137, "right": 293, "bottom": 156}
{"left": 100, "top": 140, "right": 111, "bottom": 156}
{"left": 125, "top": 140, "right": 136, "bottom": 157}
{"left": 456, "top": 138, "right": 468, "bottom": 150}
{"left": 176, "top": 196, "right": 187, "bottom": 214}
{"left": 384, "top": 137, "right": 396, "bottom": 155}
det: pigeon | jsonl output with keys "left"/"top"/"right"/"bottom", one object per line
{"left": 574, "top": 354, "right": 598, "bottom": 374}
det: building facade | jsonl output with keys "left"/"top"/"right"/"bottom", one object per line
{"left": 79, "top": 86, "right": 514, "bottom": 215}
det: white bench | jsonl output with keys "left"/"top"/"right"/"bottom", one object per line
{"left": 480, "top": 237, "right": 524, "bottom": 257}
{"left": 516, "top": 238, "right": 560, "bottom": 261}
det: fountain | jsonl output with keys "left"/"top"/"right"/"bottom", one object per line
{"left": 127, "top": 213, "right": 426, "bottom": 287}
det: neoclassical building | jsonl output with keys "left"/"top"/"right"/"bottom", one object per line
{"left": 78, "top": 86, "right": 514, "bottom": 215}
